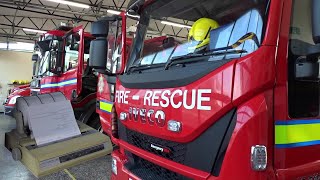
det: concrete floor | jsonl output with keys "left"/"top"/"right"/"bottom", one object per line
{"left": 0, "top": 113, "right": 112, "bottom": 180}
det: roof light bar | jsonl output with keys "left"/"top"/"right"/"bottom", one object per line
{"left": 107, "top": 9, "right": 122, "bottom": 15}
{"left": 23, "top": 28, "right": 47, "bottom": 34}
{"left": 160, "top": 20, "right": 192, "bottom": 29}
{"left": 45, "top": 0, "right": 90, "bottom": 9}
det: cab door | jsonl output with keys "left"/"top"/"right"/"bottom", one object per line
{"left": 59, "top": 29, "right": 84, "bottom": 100}
{"left": 274, "top": 0, "right": 320, "bottom": 179}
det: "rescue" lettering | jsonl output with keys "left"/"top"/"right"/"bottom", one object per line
{"left": 143, "top": 89, "right": 211, "bottom": 110}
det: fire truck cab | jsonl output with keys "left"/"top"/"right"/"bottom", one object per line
{"left": 91, "top": 0, "right": 320, "bottom": 179}
{"left": 4, "top": 25, "right": 101, "bottom": 129}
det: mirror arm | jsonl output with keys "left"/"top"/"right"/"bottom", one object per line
{"left": 93, "top": 68, "right": 116, "bottom": 76}
{"left": 62, "top": 29, "right": 74, "bottom": 40}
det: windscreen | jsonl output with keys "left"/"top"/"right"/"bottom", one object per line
{"left": 127, "top": 0, "right": 269, "bottom": 71}
{"left": 64, "top": 34, "right": 92, "bottom": 72}
{"left": 38, "top": 39, "right": 59, "bottom": 76}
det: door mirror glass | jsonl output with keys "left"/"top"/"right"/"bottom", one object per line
{"left": 89, "top": 19, "right": 110, "bottom": 73}
{"left": 32, "top": 54, "right": 39, "bottom": 61}
{"left": 48, "top": 50, "right": 59, "bottom": 74}
{"left": 36, "top": 40, "right": 51, "bottom": 53}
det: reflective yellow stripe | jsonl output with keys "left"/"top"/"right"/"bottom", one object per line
{"left": 99, "top": 101, "right": 113, "bottom": 113}
{"left": 275, "top": 120, "right": 320, "bottom": 148}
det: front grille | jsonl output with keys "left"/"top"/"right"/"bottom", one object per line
{"left": 125, "top": 154, "right": 191, "bottom": 180}
{"left": 126, "top": 128, "right": 187, "bottom": 164}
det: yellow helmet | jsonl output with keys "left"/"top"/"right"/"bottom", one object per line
{"left": 188, "top": 18, "right": 219, "bottom": 52}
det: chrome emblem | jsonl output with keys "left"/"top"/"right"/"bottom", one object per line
{"left": 128, "top": 107, "right": 166, "bottom": 127}
{"left": 147, "top": 109, "right": 155, "bottom": 125}
{"left": 155, "top": 110, "right": 165, "bottom": 126}
{"left": 140, "top": 109, "right": 146, "bottom": 123}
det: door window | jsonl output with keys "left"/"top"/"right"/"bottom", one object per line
{"left": 288, "top": 0, "right": 320, "bottom": 118}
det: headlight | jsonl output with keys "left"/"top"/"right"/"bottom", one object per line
{"left": 8, "top": 95, "right": 21, "bottom": 105}
{"left": 167, "top": 120, "right": 181, "bottom": 132}
{"left": 112, "top": 157, "right": 117, "bottom": 175}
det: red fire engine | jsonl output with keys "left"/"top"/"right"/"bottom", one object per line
{"left": 90, "top": 0, "right": 320, "bottom": 179}
{"left": 96, "top": 31, "right": 176, "bottom": 135}
{"left": 4, "top": 25, "right": 101, "bottom": 129}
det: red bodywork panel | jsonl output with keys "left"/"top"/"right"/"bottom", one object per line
{"left": 40, "top": 69, "right": 78, "bottom": 100}
{"left": 114, "top": 45, "right": 276, "bottom": 144}
{"left": 96, "top": 73, "right": 113, "bottom": 135}
{"left": 115, "top": 60, "right": 234, "bottom": 143}
{"left": 5, "top": 86, "right": 31, "bottom": 106}
{"left": 10, "top": 84, "right": 30, "bottom": 94}
{"left": 112, "top": 90, "right": 275, "bottom": 179}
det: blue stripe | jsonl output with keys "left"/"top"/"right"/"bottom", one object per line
{"left": 275, "top": 140, "right": 320, "bottom": 148}
{"left": 43, "top": 78, "right": 77, "bottom": 85}
{"left": 41, "top": 83, "right": 76, "bottom": 89}
{"left": 41, "top": 78, "right": 77, "bottom": 88}
{"left": 100, "top": 100, "right": 113, "bottom": 104}
{"left": 100, "top": 109, "right": 111, "bottom": 114}
{"left": 275, "top": 119, "right": 320, "bottom": 125}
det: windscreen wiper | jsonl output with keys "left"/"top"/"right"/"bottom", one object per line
{"left": 127, "top": 63, "right": 164, "bottom": 74}
{"left": 165, "top": 32, "right": 259, "bottom": 69}
{"left": 164, "top": 49, "right": 247, "bottom": 69}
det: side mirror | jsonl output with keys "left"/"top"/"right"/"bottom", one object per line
{"left": 69, "top": 35, "right": 80, "bottom": 51}
{"left": 31, "top": 54, "right": 39, "bottom": 61}
{"left": 312, "top": 0, "right": 320, "bottom": 44}
{"left": 36, "top": 40, "right": 51, "bottom": 53}
{"left": 89, "top": 19, "right": 109, "bottom": 73}
{"left": 127, "top": 0, "right": 144, "bottom": 15}
{"left": 48, "top": 50, "right": 62, "bottom": 75}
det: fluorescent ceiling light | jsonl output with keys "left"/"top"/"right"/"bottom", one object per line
{"left": 161, "top": 20, "right": 192, "bottom": 29}
{"left": 23, "top": 28, "right": 47, "bottom": 34}
{"left": 16, "top": 42, "right": 33, "bottom": 45}
{"left": 45, "top": 0, "right": 90, "bottom": 9}
{"left": 107, "top": 9, "right": 122, "bottom": 15}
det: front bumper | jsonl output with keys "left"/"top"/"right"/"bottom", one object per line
{"left": 111, "top": 148, "right": 200, "bottom": 180}
{"left": 111, "top": 150, "right": 141, "bottom": 180}
{"left": 4, "top": 106, "right": 14, "bottom": 116}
